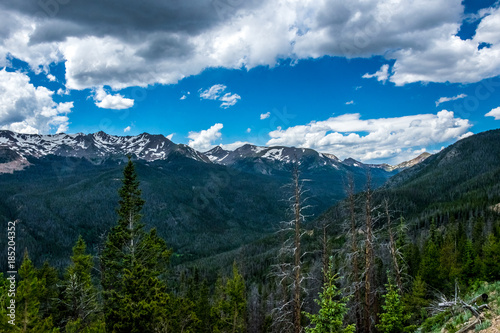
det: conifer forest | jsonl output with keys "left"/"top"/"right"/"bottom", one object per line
{"left": 1, "top": 129, "right": 500, "bottom": 332}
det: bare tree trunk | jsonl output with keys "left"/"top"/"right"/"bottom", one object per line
{"left": 271, "top": 166, "right": 307, "bottom": 333}
{"left": 321, "top": 222, "right": 329, "bottom": 284}
{"left": 347, "top": 176, "right": 362, "bottom": 332}
{"left": 384, "top": 199, "right": 403, "bottom": 293}
{"left": 364, "top": 174, "right": 375, "bottom": 333}
{"left": 293, "top": 168, "right": 302, "bottom": 333}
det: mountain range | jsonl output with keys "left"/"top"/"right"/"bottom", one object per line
{"left": 0, "top": 129, "right": 444, "bottom": 271}
{"left": 0, "top": 130, "right": 427, "bottom": 175}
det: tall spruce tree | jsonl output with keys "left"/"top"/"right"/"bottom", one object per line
{"left": 17, "top": 250, "right": 58, "bottom": 333}
{"left": 100, "top": 157, "right": 172, "bottom": 332}
{"left": 212, "top": 262, "right": 247, "bottom": 333}
{"left": 376, "top": 279, "right": 411, "bottom": 333}
{"left": 303, "top": 261, "right": 355, "bottom": 333}
{"left": 62, "top": 236, "right": 102, "bottom": 332}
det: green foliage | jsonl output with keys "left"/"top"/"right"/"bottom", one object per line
{"left": 65, "top": 318, "right": 105, "bottom": 333}
{"left": 421, "top": 311, "right": 451, "bottom": 333}
{"left": 36, "top": 261, "right": 61, "bottom": 323}
{"left": 212, "top": 262, "right": 247, "bottom": 333}
{"left": 100, "top": 158, "right": 174, "bottom": 332}
{"left": 403, "top": 275, "right": 429, "bottom": 324}
{"left": 376, "top": 279, "right": 411, "bottom": 333}
{"left": 183, "top": 269, "right": 212, "bottom": 332}
{"left": 419, "top": 238, "right": 442, "bottom": 289}
{"left": 482, "top": 234, "right": 500, "bottom": 280}
{"left": 17, "top": 251, "right": 59, "bottom": 332}
{"left": 0, "top": 273, "right": 11, "bottom": 331}
{"left": 303, "top": 264, "right": 354, "bottom": 333}
{"left": 62, "top": 236, "right": 100, "bottom": 331}
{"left": 475, "top": 320, "right": 491, "bottom": 332}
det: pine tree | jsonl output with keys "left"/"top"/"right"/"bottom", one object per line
{"left": 303, "top": 262, "right": 355, "bottom": 333}
{"left": 376, "top": 279, "right": 411, "bottom": 333}
{"left": 212, "top": 262, "right": 247, "bottom": 333}
{"left": 402, "top": 275, "right": 428, "bottom": 325}
{"left": 186, "top": 269, "right": 212, "bottom": 332}
{"left": 460, "top": 239, "right": 481, "bottom": 285}
{"left": 17, "top": 250, "right": 58, "bottom": 332}
{"left": 37, "top": 261, "right": 60, "bottom": 323}
{"left": 100, "top": 157, "right": 172, "bottom": 332}
{"left": 419, "top": 236, "right": 441, "bottom": 289}
{"left": 482, "top": 234, "right": 500, "bottom": 281}
{"left": 62, "top": 236, "right": 101, "bottom": 331}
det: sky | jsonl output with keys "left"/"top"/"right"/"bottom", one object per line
{"left": 0, "top": 0, "right": 500, "bottom": 164}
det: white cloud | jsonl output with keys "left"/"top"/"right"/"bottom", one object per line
{"left": 485, "top": 107, "right": 500, "bottom": 120}
{"left": 0, "top": 69, "right": 73, "bottom": 134}
{"left": 180, "top": 95, "right": 187, "bottom": 100}
{"left": 200, "top": 84, "right": 226, "bottom": 100}
{"left": 246, "top": 128, "right": 251, "bottom": 133}
{"left": 267, "top": 111, "right": 472, "bottom": 164}
{"left": 166, "top": 133, "right": 174, "bottom": 140}
{"left": 199, "top": 84, "right": 240, "bottom": 108}
{"left": 2, "top": 0, "right": 500, "bottom": 90}
{"left": 435, "top": 94, "right": 467, "bottom": 106}
{"left": 93, "top": 87, "right": 134, "bottom": 110}
{"left": 188, "top": 123, "right": 223, "bottom": 151}
{"left": 219, "top": 92, "right": 241, "bottom": 108}
{"left": 362, "top": 64, "right": 390, "bottom": 82}
{"left": 345, "top": 100, "right": 354, "bottom": 105}
{"left": 47, "top": 74, "right": 56, "bottom": 82}
{"left": 124, "top": 126, "right": 131, "bottom": 133}
{"left": 260, "top": 112, "right": 271, "bottom": 120}
{"left": 57, "top": 88, "right": 70, "bottom": 95}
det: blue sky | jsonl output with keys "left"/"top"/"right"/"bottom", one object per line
{"left": 0, "top": 0, "right": 500, "bottom": 164}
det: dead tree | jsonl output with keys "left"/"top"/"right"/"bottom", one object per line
{"left": 384, "top": 198, "right": 403, "bottom": 293}
{"left": 433, "top": 289, "right": 490, "bottom": 333}
{"left": 342, "top": 175, "right": 363, "bottom": 331}
{"left": 363, "top": 173, "right": 377, "bottom": 333}
{"left": 271, "top": 166, "right": 310, "bottom": 333}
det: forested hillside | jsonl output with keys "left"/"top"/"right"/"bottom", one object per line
{"left": 1, "top": 129, "right": 500, "bottom": 332}
{"left": 0, "top": 144, "right": 394, "bottom": 271}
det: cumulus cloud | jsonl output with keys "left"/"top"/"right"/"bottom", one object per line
{"left": 0, "top": 69, "right": 73, "bottom": 134}
{"left": 1, "top": 0, "right": 500, "bottom": 89}
{"left": 345, "top": 100, "right": 354, "bottom": 105}
{"left": 260, "top": 112, "right": 271, "bottom": 120}
{"left": 93, "top": 87, "right": 134, "bottom": 110}
{"left": 124, "top": 126, "right": 131, "bottom": 133}
{"left": 435, "top": 94, "right": 467, "bottom": 106}
{"left": 188, "top": 123, "right": 223, "bottom": 151}
{"left": 199, "top": 84, "right": 240, "bottom": 108}
{"left": 362, "top": 64, "right": 390, "bottom": 82}
{"left": 485, "top": 107, "right": 500, "bottom": 120}
{"left": 267, "top": 111, "right": 472, "bottom": 164}
{"left": 246, "top": 128, "right": 252, "bottom": 133}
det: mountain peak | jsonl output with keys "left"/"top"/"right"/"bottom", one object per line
{"left": 0, "top": 131, "right": 205, "bottom": 172}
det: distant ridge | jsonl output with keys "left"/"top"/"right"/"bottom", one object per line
{"left": 0, "top": 130, "right": 429, "bottom": 174}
